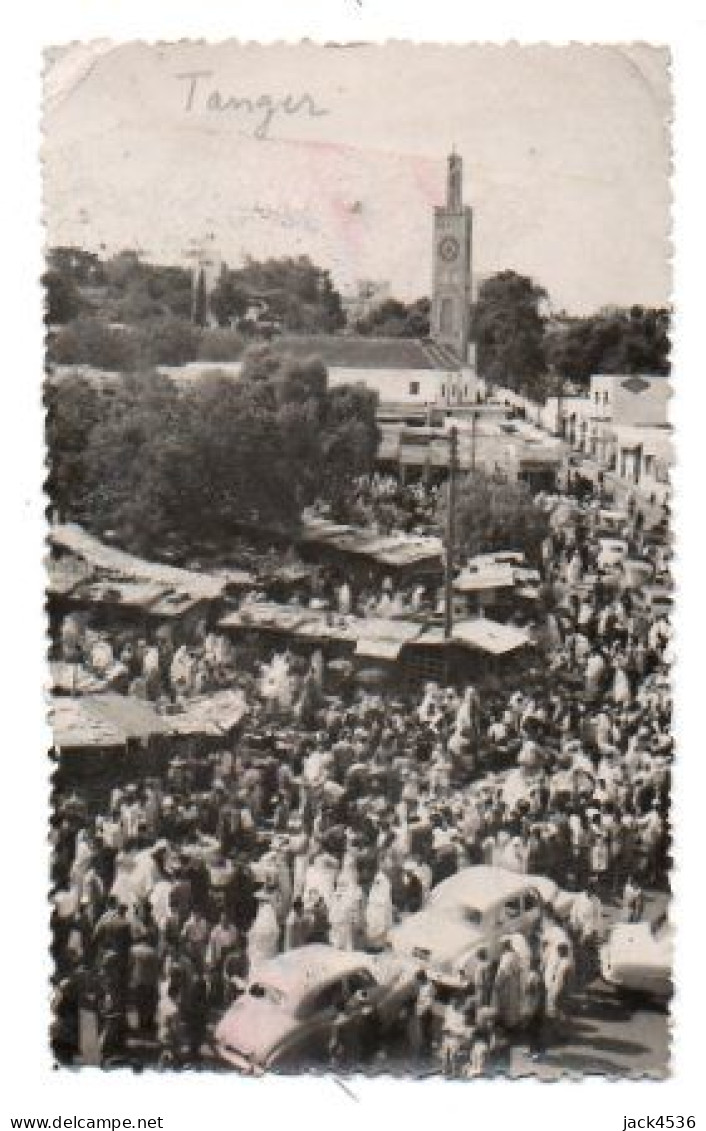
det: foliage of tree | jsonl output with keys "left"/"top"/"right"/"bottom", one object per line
{"left": 209, "top": 271, "right": 248, "bottom": 327}
{"left": 545, "top": 306, "right": 671, "bottom": 387}
{"left": 146, "top": 319, "right": 201, "bottom": 366}
{"left": 45, "top": 375, "right": 109, "bottom": 522}
{"left": 197, "top": 328, "right": 247, "bottom": 363}
{"left": 43, "top": 270, "right": 82, "bottom": 326}
{"left": 192, "top": 268, "right": 208, "bottom": 328}
{"left": 46, "top": 355, "right": 379, "bottom": 553}
{"left": 354, "top": 296, "right": 431, "bottom": 338}
{"left": 47, "top": 316, "right": 202, "bottom": 371}
{"left": 437, "top": 469, "right": 550, "bottom": 564}
{"left": 230, "top": 256, "right": 345, "bottom": 333}
{"left": 47, "top": 247, "right": 104, "bottom": 285}
{"left": 44, "top": 247, "right": 347, "bottom": 343}
{"left": 48, "top": 318, "right": 141, "bottom": 371}
{"left": 472, "top": 271, "right": 548, "bottom": 400}
{"left": 146, "top": 265, "right": 193, "bottom": 320}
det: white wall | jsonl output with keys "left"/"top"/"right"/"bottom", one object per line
{"left": 590, "top": 373, "right": 670, "bottom": 427}
{"left": 327, "top": 366, "right": 454, "bottom": 405}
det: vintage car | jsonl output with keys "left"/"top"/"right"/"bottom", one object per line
{"left": 600, "top": 914, "right": 673, "bottom": 1003}
{"left": 214, "top": 944, "right": 419, "bottom": 1073}
{"left": 387, "top": 866, "right": 548, "bottom": 993}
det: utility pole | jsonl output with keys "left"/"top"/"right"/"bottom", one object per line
{"left": 444, "top": 425, "right": 459, "bottom": 641}
{"left": 470, "top": 408, "right": 477, "bottom": 472}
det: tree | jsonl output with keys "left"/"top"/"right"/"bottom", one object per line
{"left": 43, "top": 270, "right": 82, "bottom": 326}
{"left": 321, "top": 384, "right": 380, "bottom": 515}
{"left": 209, "top": 272, "right": 248, "bottom": 327}
{"left": 545, "top": 307, "right": 671, "bottom": 387}
{"left": 45, "top": 374, "right": 107, "bottom": 522}
{"left": 78, "top": 372, "right": 190, "bottom": 550}
{"left": 146, "top": 319, "right": 201, "bottom": 366}
{"left": 46, "top": 351, "right": 379, "bottom": 553}
{"left": 48, "top": 317, "right": 140, "bottom": 371}
{"left": 438, "top": 469, "right": 550, "bottom": 564}
{"left": 197, "top": 328, "right": 247, "bottom": 363}
{"left": 355, "top": 296, "right": 431, "bottom": 338}
{"left": 229, "top": 256, "right": 345, "bottom": 333}
{"left": 47, "top": 247, "right": 104, "bottom": 285}
{"left": 192, "top": 268, "right": 208, "bottom": 328}
{"left": 472, "top": 271, "right": 548, "bottom": 400}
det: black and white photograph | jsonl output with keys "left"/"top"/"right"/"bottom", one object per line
{"left": 42, "top": 40, "right": 674, "bottom": 1080}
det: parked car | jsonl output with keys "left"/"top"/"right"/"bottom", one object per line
{"left": 600, "top": 913, "right": 673, "bottom": 1003}
{"left": 214, "top": 944, "right": 418, "bottom": 1073}
{"left": 387, "top": 866, "right": 547, "bottom": 995}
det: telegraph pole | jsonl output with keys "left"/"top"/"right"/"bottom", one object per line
{"left": 470, "top": 408, "right": 477, "bottom": 472}
{"left": 444, "top": 425, "right": 459, "bottom": 641}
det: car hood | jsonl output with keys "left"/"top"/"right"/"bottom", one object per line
{"left": 215, "top": 997, "right": 299, "bottom": 1065}
{"left": 388, "top": 910, "right": 482, "bottom": 970}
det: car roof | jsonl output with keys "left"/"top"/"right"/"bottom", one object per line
{"left": 431, "top": 866, "right": 538, "bottom": 911}
{"left": 248, "top": 944, "right": 367, "bottom": 1003}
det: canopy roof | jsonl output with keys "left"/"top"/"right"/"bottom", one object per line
{"left": 300, "top": 516, "right": 443, "bottom": 570}
{"left": 50, "top": 524, "right": 253, "bottom": 601}
{"left": 52, "top": 686, "right": 250, "bottom": 750}
{"left": 51, "top": 693, "right": 168, "bottom": 750}
{"left": 221, "top": 601, "right": 530, "bottom": 659}
{"left": 161, "top": 688, "right": 248, "bottom": 736}
{"left": 451, "top": 619, "right": 531, "bottom": 655}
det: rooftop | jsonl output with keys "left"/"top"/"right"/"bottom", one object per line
{"left": 250, "top": 944, "right": 366, "bottom": 1002}
{"left": 430, "top": 865, "right": 539, "bottom": 911}
{"left": 262, "top": 335, "right": 462, "bottom": 371}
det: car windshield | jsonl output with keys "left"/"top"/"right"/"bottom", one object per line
{"left": 248, "top": 982, "right": 286, "bottom": 1007}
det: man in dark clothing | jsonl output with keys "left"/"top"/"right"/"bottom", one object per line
{"left": 93, "top": 901, "right": 132, "bottom": 1004}
{"left": 225, "top": 859, "right": 258, "bottom": 939}
{"left": 183, "top": 971, "right": 210, "bottom": 1062}
{"left": 130, "top": 939, "right": 160, "bottom": 1034}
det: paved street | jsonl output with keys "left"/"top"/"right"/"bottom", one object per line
{"left": 508, "top": 980, "right": 669, "bottom": 1080}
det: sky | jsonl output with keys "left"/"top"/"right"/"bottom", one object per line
{"left": 43, "top": 41, "right": 672, "bottom": 315}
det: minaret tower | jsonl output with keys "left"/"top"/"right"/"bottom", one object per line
{"left": 430, "top": 150, "right": 473, "bottom": 361}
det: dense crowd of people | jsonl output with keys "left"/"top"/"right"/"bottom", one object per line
{"left": 50, "top": 474, "right": 671, "bottom": 1074}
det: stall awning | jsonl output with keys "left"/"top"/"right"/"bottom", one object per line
{"left": 452, "top": 618, "right": 531, "bottom": 655}
{"left": 51, "top": 693, "right": 168, "bottom": 751}
{"left": 355, "top": 638, "right": 405, "bottom": 661}
{"left": 162, "top": 689, "right": 248, "bottom": 736}
{"left": 454, "top": 565, "right": 516, "bottom": 593}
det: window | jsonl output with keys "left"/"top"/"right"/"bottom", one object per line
{"left": 440, "top": 297, "right": 454, "bottom": 334}
{"left": 249, "top": 982, "right": 285, "bottom": 1007}
{"left": 298, "top": 980, "right": 346, "bottom": 1018}
{"left": 409, "top": 380, "right": 420, "bottom": 396}
{"left": 441, "top": 384, "right": 446, "bottom": 398}
{"left": 501, "top": 897, "right": 523, "bottom": 923}
{"left": 345, "top": 970, "right": 376, "bottom": 999}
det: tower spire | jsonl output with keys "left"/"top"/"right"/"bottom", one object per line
{"left": 447, "top": 149, "right": 463, "bottom": 210}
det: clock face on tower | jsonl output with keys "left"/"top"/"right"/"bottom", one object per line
{"left": 438, "top": 235, "right": 460, "bottom": 263}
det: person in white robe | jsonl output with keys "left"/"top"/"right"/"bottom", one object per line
{"left": 247, "top": 896, "right": 280, "bottom": 974}
{"left": 364, "top": 869, "right": 394, "bottom": 949}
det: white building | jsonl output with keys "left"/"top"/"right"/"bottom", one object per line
{"left": 560, "top": 373, "right": 672, "bottom": 505}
